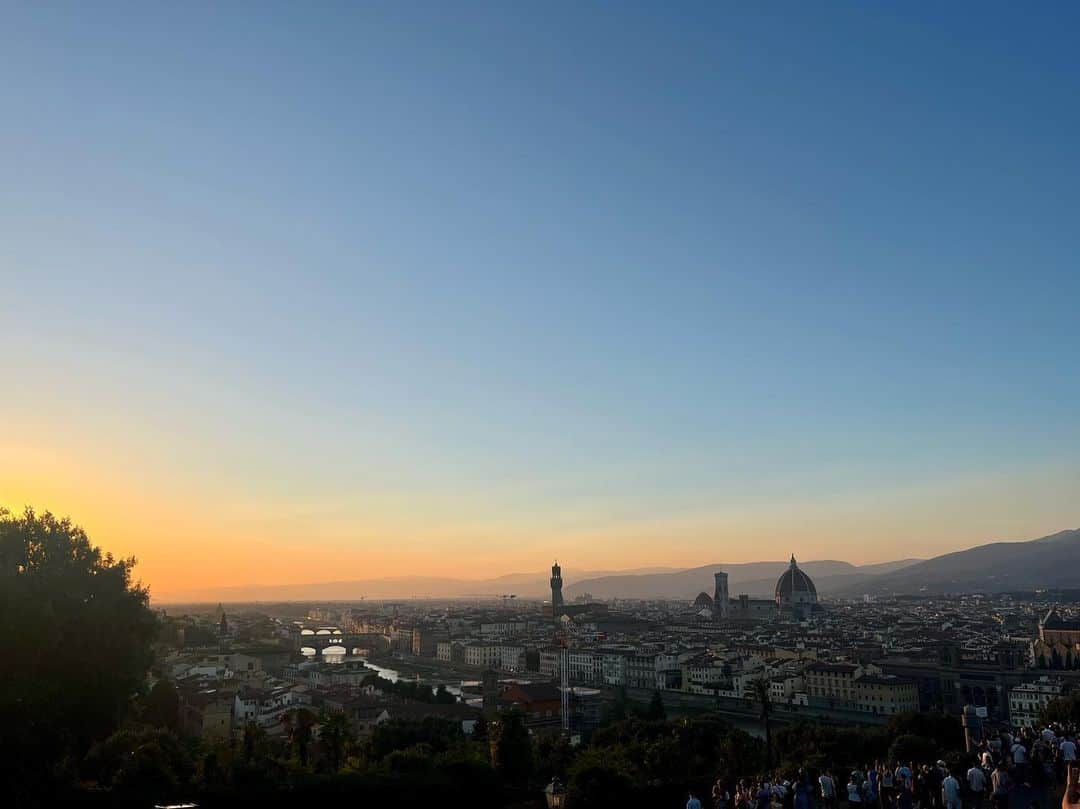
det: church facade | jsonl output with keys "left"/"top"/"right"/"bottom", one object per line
{"left": 1031, "top": 608, "right": 1080, "bottom": 669}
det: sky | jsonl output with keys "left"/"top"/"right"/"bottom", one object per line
{"left": 2, "top": 3, "right": 1079, "bottom": 601}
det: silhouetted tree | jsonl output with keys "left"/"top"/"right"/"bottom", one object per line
{"left": 568, "top": 746, "right": 635, "bottom": 809}
{"left": 282, "top": 708, "right": 316, "bottom": 768}
{"left": 82, "top": 727, "right": 195, "bottom": 790}
{"left": 242, "top": 719, "right": 266, "bottom": 764}
{"left": 1041, "top": 693, "right": 1080, "bottom": 725}
{"left": 884, "top": 712, "right": 962, "bottom": 752}
{"left": 142, "top": 679, "right": 179, "bottom": 730}
{"left": 494, "top": 709, "right": 533, "bottom": 785}
{"left": 368, "top": 716, "right": 464, "bottom": 760}
{"left": 0, "top": 507, "right": 157, "bottom": 805}
{"left": 319, "top": 711, "right": 354, "bottom": 772}
{"left": 888, "top": 734, "right": 939, "bottom": 766}
{"left": 646, "top": 689, "right": 667, "bottom": 720}
{"left": 604, "top": 685, "right": 629, "bottom": 724}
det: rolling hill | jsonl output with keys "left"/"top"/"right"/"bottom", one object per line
{"left": 157, "top": 527, "right": 1079, "bottom": 604}
{"left": 155, "top": 566, "right": 679, "bottom": 603}
{"left": 846, "top": 528, "right": 1080, "bottom": 595}
{"left": 564, "top": 558, "right": 921, "bottom": 600}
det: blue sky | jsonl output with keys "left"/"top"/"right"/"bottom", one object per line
{"left": 2, "top": 3, "right": 1078, "bottom": 595}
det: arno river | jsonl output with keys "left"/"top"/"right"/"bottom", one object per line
{"left": 298, "top": 650, "right": 764, "bottom": 737}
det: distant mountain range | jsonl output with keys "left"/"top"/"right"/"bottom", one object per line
{"left": 564, "top": 558, "right": 922, "bottom": 601}
{"left": 846, "top": 528, "right": 1080, "bottom": 595}
{"left": 157, "top": 566, "right": 678, "bottom": 604}
{"left": 157, "top": 527, "right": 1080, "bottom": 604}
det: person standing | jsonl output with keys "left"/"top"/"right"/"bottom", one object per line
{"left": 735, "top": 779, "right": 752, "bottom": 809}
{"left": 1013, "top": 738, "right": 1029, "bottom": 785}
{"left": 821, "top": 770, "right": 838, "bottom": 809}
{"left": 1063, "top": 763, "right": 1079, "bottom": 809}
{"left": 760, "top": 777, "right": 777, "bottom": 807}
{"left": 896, "top": 763, "right": 914, "bottom": 793}
{"left": 991, "top": 760, "right": 1011, "bottom": 809}
{"left": 866, "top": 765, "right": 879, "bottom": 807}
{"left": 795, "top": 770, "right": 813, "bottom": 809}
{"left": 756, "top": 780, "right": 772, "bottom": 809}
{"left": 967, "top": 758, "right": 987, "bottom": 809}
{"left": 881, "top": 762, "right": 896, "bottom": 809}
{"left": 713, "top": 778, "right": 731, "bottom": 809}
{"left": 849, "top": 774, "right": 865, "bottom": 808}
{"left": 689, "top": 791, "right": 704, "bottom": 809}
{"left": 1062, "top": 737, "right": 1078, "bottom": 766}
{"left": 943, "top": 770, "right": 962, "bottom": 809}
{"left": 927, "top": 762, "right": 945, "bottom": 809}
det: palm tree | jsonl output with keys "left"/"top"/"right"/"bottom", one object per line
{"left": 752, "top": 677, "right": 772, "bottom": 771}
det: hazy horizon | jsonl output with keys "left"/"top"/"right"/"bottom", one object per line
{"left": 3, "top": 4, "right": 1079, "bottom": 599}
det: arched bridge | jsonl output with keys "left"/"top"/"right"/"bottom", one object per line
{"left": 289, "top": 625, "right": 366, "bottom": 654}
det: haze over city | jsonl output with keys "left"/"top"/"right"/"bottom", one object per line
{"left": 3, "top": 4, "right": 1079, "bottom": 603}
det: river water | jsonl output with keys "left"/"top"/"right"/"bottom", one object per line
{"left": 299, "top": 652, "right": 762, "bottom": 735}
{"left": 299, "top": 651, "right": 466, "bottom": 696}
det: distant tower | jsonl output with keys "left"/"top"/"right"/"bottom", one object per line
{"left": 217, "top": 604, "right": 229, "bottom": 650}
{"left": 550, "top": 561, "right": 564, "bottom": 621}
{"left": 713, "top": 571, "right": 729, "bottom": 621}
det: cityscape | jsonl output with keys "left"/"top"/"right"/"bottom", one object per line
{"left": 4, "top": 3, "right": 1080, "bottom": 809}
{"left": 154, "top": 547, "right": 1080, "bottom": 751}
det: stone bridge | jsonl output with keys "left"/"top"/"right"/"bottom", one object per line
{"left": 289, "top": 625, "right": 367, "bottom": 654}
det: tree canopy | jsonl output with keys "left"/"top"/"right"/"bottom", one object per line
{"left": 0, "top": 507, "right": 158, "bottom": 803}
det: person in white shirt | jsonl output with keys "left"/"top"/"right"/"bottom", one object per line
{"left": 1012, "top": 740, "right": 1028, "bottom": 784}
{"left": 819, "top": 771, "right": 837, "bottom": 809}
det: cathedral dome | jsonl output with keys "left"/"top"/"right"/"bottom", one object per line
{"left": 694, "top": 591, "right": 714, "bottom": 609}
{"left": 775, "top": 555, "right": 817, "bottom": 600}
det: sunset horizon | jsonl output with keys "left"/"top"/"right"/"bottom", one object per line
{"left": 5, "top": 5, "right": 1080, "bottom": 806}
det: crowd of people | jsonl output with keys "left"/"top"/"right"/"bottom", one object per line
{"left": 687, "top": 724, "right": 1080, "bottom": 809}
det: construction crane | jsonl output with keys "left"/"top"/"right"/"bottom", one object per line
{"left": 460, "top": 593, "right": 518, "bottom": 609}
{"left": 556, "top": 628, "right": 570, "bottom": 736}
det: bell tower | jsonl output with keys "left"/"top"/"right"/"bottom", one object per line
{"left": 550, "top": 561, "right": 564, "bottom": 621}
{"left": 713, "top": 571, "right": 729, "bottom": 620}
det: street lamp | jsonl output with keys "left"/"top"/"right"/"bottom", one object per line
{"left": 544, "top": 777, "right": 567, "bottom": 809}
